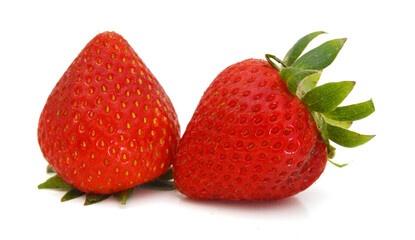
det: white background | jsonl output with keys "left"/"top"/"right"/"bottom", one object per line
{"left": 0, "top": 0, "right": 413, "bottom": 239}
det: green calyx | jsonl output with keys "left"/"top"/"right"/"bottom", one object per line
{"left": 266, "top": 31, "right": 375, "bottom": 165}
{"left": 38, "top": 165, "right": 175, "bottom": 205}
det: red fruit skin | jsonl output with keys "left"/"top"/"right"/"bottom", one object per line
{"left": 38, "top": 32, "right": 180, "bottom": 194}
{"left": 173, "top": 59, "right": 327, "bottom": 200}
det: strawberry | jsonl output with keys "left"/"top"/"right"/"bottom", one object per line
{"left": 173, "top": 31, "right": 375, "bottom": 200}
{"left": 38, "top": 32, "right": 180, "bottom": 204}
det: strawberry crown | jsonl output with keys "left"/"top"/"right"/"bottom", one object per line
{"left": 265, "top": 31, "right": 375, "bottom": 166}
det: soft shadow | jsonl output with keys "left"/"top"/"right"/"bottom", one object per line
{"left": 177, "top": 194, "right": 311, "bottom": 219}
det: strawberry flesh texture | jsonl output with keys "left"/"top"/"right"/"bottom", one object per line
{"left": 38, "top": 32, "right": 180, "bottom": 194}
{"left": 173, "top": 59, "right": 327, "bottom": 200}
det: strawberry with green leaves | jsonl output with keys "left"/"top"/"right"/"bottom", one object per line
{"left": 173, "top": 31, "right": 375, "bottom": 200}
{"left": 38, "top": 32, "right": 180, "bottom": 204}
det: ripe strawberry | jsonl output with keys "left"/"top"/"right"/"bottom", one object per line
{"left": 38, "top": 32, "right": 180, "bottom": 203}
{"left": 173, "top": 32, "right": 375, "bottom": 200}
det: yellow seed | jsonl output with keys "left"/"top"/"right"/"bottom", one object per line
{"left": 116, "top": 83, "right": 120, "bottom": 90}
{"left": 102, "top": 86, "right": 107, "bottom": 92}
{"left": 104, "top": 158, "right": 109, "bottom": 165}
{"left": 134, "top": 160, "right": 137, "bottom": 166}
{"left": 151, "top": 130, "right": 155, "bottom": 136}
{"left": 138, "top": 79, "right": 143, "bottom": 84}
{"left": 91, "top": 153, "right": 95, "bottom": 159}
{"left": 56, "top": 110, "right": 61, "bottom": 116}
{"left": 140, "top": 71, "right": 144, "bottom": 76}
{"left": 140, "top": 146, "right": 144, "bottom": 152}
{"left": 137, "top": 89, "right": 141, "bottom": 95}
{"left": 121, "top": 102, "right": 126, "bottom": 108}
{"left": 127, "top": 123, "right": 131, "bottom": 129}
{"left": 109, "top": 126, "right": 114, "bottom": 133}
{"left": 123, "top": 154, "right": 127, "bottom": 160}
{"left": 145, "top": 105, "right": 148, "bottom": 111}
{"left": 74, "top": 114, "right": 79, "bottom": 121}
{"left": 74, "top": 150, "right": 78, "bottom": 156}
{"left": 153, "top": 118, "right": 157, "bottom": 125}
{"left": 135, "top": 101, "right": 139, "bottom": 107}
{"left": 99, "top": 119, "right": 103, "bottom": 126}
{"left": 105, "top": 106, "right": 110, "bottom": 113}
{"left": 120, "top": 135, "right": 124, "bottom": 141}
{"left": 131, "top": 68, "right": 135, "bottom": 74}
{"left": 146, "top": 161, "right": 149, "bottom": 167}
{"left": 148, "top": 85, "right": 152, "bottom": 90}
{"left": 115, "top": 168, "right": 119, "bottom": 173}
{"left": 108, "top": 178, "right": 111, "bottom": 183}
{"left": 112, "top": 148, "right": 116, "bottom": 154}
{"left": 118, "top": 67, "right": 123, "bottom": 73}
{"left": 131, "top": 112, "right": 136, "bottom": 118}
{"left": 125, "top": 171, "right": 129, "bottom": 176}
{"left": 96, "top": 48, "right": 101, "bottom": 54}
{"left": 146, "top": 94, "right": 150, "bottom": 100}
{"left": 138, "top": 129, "right": 142, "bottom": 135}
{"left": 107, "top": 63, "right": 111, "bottom": 69}
{"left": 122, "top": 57, "right": 126, "bottom": 62}
{"left": 161, "top": 163, "right": 165, "bottom": 169}
{"left": 129, "top": 181, "right": 133, "bottom": 185}
{"left": 82, "top": 141, "right": 86, "bottom": 147}
{"left": 143, "top": 118, "right": 147, "bottom": 123}
{"left": 137, "top": 172, "right": 141, "bottom": 178}
{"left": 115, "top": 44, "right": 119, "bottom": 50}
{"left": 73, "top": 169, "right": 77, "bottom": 174}
{"left": 101, "top": 140, "right": 105, "bottom": 147}
{"left": 130, "top": 141, "right": 134, "bottom": 147}
{"left": 108, "top": 74, "right": 113, "bottom": 80}
{"left": 126, "top": 90, "right": 130, "bottom": 97}
{"left": 91, "top": 130, "right": 96, "bottom": 136}
{"left": 82, "top": 163, "right": 86, "bottom": 168}
{"left": 98, "top": 170, "right": 102, "bottom": 175}
{"left": 89, "top": 176, "right": 93, "bottom": 180}
{"left": 132, "top": 60, "right": 136, "bottom": 65}
{"left": 126, "top": 78, "right": 131, "bottom": 84}
{"left": 111, "top": 95, "right": 116, "bottom": 101}
{"left": 111, "top": 54, "right": 115, "bottom": 59}
{"left": 116, "top": 113, "right": 121, "bottom": 120}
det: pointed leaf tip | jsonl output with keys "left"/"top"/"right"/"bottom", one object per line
{"left": 302, "top": 81, "right": 355, "bottom": 113}
{"left": 327, "top": 124, "right": 375, "bottom": 148}
{"left": 292, "top": 38, "right": 347, "bottom": 70}
{"left": 283, "top": 31, "right": 327, "bottom": 66}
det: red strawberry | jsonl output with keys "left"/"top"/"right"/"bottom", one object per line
{"left": 38, "top": 32, "right": 180, "bottom": 203}
{"left": 173, "top": 32, "right": 375, "bottom": 200}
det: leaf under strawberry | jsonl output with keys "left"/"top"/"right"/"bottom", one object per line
{"left": 37, "top": 31, "right": 180, "bottom": 204}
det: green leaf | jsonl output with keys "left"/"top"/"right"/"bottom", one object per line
{"left": 286, "top": 69, "right": 320, "bottom": 95}
{"left": 327, "top": 124, "right": 375, "bottom": 148}
{"left": 302, "top": 81, "right": 355, "bottom": 113}
{"left": 84, "top": 193, "right": 111, "bottom": 206}
{"left": 140, "top": 179, "right": 176, "bottom": 190}
{"left": 292, "top": 38, "right": 347, "bottom": 70}
{"left": 310, "top": 112, "right": 329, "bottom": 147}
{"left": 61, "top": 188, "right": 85, "bottom": 202}
{"left": 279, "top": 67, "right": 304, "bottom": 82}
{"left": 328, "top": 159, "right": 349, "bottom": 167}
{"left": 323, "top": 116, "right": 353, "bottom": 129}
{"left": 46, "top": 165, "right": 55, "bottom": 174}
{"left": 114, "top": 188, "right": 134, "bottom": 205}
{"left": 283, "top": 31, "right": 326, "bottom": 66}
{"left": 296, "top": 71, "right": 321, "bottom": 98}
{"left": 38, "top": 175, "right": 73, "bottom": 191}
{"left": 323, "top": 99, "right": 375, "bottom": 121}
